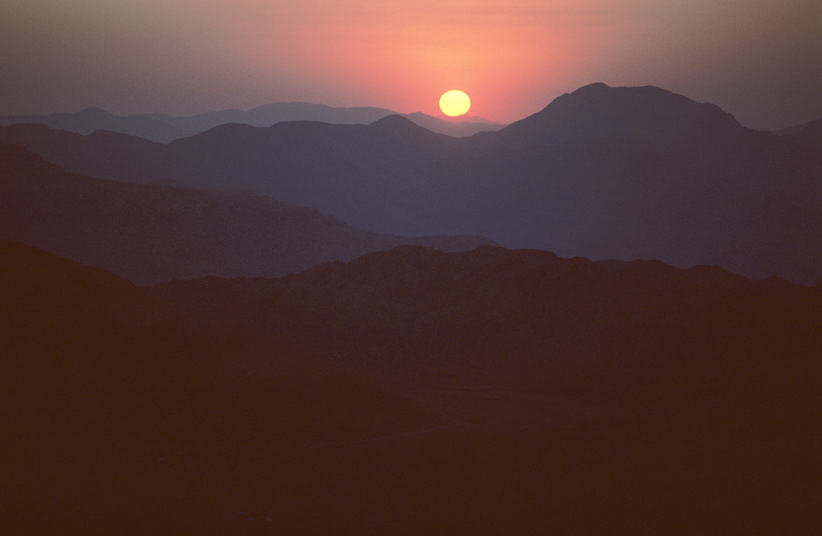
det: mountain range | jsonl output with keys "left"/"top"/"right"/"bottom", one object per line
{"left": 2, "top": 83, "right": 820, "bottom": 284}
{"left": 150, "top": 244, "right": 822, "bottom": 392}
{"left": 4, "top": 240, "right": 820, "bottom": 534}
{"left": 0, "top": 144, "right": 490, "bottom": 284}
{"left": 780, "top": 117, "right": 822, "bottom": 148}
{"left": 4, "top": 81, "right": 822, "bottom": 535}
{"left": 0, "top": 102, "right": 504, "bottom": 143}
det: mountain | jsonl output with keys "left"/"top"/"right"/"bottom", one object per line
{"left": 402, "top": 111, "right": 506, "bottom": 137}
{"left": 0, "top": 144, "right": 491, "bottom": 284}
{"left": 5, "top": 240, "right": 822, "bottom": 534}
{"left": 496, "top": 83, "right": 743, "bottom": 152}
{"left": 1, "top": 240, "right": 460, "bottom": 534}
{"left": 234, "top": 103, "right": 505, "bottom": 138}
{"left": 2, "top": 83, "right": 820, "bottom": 283}
{"left": 0, "top": 123, "right": 164, "bottom": 183}
{"left": 150, "top": 244, "right": 822, "bottom": 390}
{"left": 0, "top": 106, "right": 189, "bottom": 143}
{"left": 778, "top": 117, "right": 822, "bottom": 149}
{"left": 0, "top": 103, "right": 505, "bottom": 143}
{"left": 148, "top": 244, "right": 822, "bottom": 535}
{"left": 493, "top": 83, "right": 821, "bottom": 185}
{"left": 150, "top": 117, "right": 467, "bottom": 230}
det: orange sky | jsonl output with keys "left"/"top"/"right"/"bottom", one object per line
{"left": 1, "top": 0, "right": 820, "bottom": 128}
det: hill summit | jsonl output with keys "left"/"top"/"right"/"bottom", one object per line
{"left": 500, "top": 82, "right": 743, "bottom": 150}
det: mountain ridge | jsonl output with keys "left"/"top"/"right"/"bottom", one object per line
{"left": 0, "top": 144, "right": 492, "bottom": 284}
{"left": 146, "top": 243, "right": 822, "bottom": 534}
{"left": 5, "top": 240, "right": 822, "bottom": 534}
{"left": 2, "top": 239, "right": 457, "bottom": 534}
{"left": 780, "top": 117, "right": 822, "bottom": 148}
{"left": 150, "top": 243, "right": 822, "bottom": 389}
{"left": 498, "top": 83, "right": 748, "bottom": 154}
{"left": 1, "top": 83, "right": 820, "bottom": 283}
{"left": 0, "top": 102, "right": 505, "bottom": 143}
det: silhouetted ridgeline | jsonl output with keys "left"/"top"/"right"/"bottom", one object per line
{"left": 2, "top": 85, "right": 821, "bottom": 533}
{"left": 779, "top": 117, "right": 822, "bottom": 148}
{"left": 0, "top": 102, "right": 504, "bottom": 143}
{"left": 2, "top": 83, "right": 820, "bottom": 283}
{"left": 4, "top": 241, "right": 822, "bottom": 534}
{"left": 148, "top": 244, "right": 822, "bottom": 534}
{"left": 149, "top": 244, "right": 822, "bottom": 392}
{"left": 0, "top": 144, "right": 491, "bottom": 284}
{"left": 1, "top": 239, "right": 452, "bottom": 534}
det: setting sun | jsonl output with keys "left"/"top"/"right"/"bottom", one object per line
{"left": 439, "top": 90, "right": 471, "bottom": 117}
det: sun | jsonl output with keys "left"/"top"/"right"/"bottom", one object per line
{"left": 439, "top": 90, "right": 471, "bottom": 117}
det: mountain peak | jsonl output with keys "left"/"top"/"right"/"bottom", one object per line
{"left": 369, "top": 114, "right": 433, "bottom": 134}
{"left": 500, "top": 83, "right": 743, "bottom": 149}
{"left": 76, "top": 106, "right": 115, "bottom": 119}
{"left": 574, "top": 82, "right": 611, "bottom": 93}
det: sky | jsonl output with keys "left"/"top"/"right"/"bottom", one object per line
{"left": 1, "top": 0, "right": 820, "bottom": 129}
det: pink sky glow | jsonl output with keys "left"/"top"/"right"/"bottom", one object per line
{"left": 1, "top": 0, "right": 820, "bottom": 129}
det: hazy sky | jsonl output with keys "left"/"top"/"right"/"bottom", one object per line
{"left": 2, "top": 0, "right": 820, "bottom": 129}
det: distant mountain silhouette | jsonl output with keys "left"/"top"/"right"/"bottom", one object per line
{"left": 778, "top": 117, "right": 822, "bottom": 149}
{"left": 0, "top": 123, "right": 164, "bottom": 183}
{"left": 0, "top": 102, "right": 504, "bottom": 143}
{"left": 149, "top": 244, "right": 822, "bottom": 535}
{"left": 403, "top": 111, "right": 505, "bottom": 137}
{"left": 0, "top": 106, "right": 189, "bottom": 143}
{"left": 0, "top": 144, "right": 491, "bottom": 284}
{"left": 2, "top": 83, "right": 820, "bottom": 283}
{"left": 150, "top": 118, "right": 465, "bottom": 228}
{"left": 497, "top": 83, "right": 743, "bottom": 153}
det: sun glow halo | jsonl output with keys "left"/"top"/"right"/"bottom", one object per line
{"left": 439, "top": 90, "right": 471, "bottom": 117}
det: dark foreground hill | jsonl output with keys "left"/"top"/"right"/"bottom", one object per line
{"left": 0, "top": 240, "right": 464, "bottom": 535}
{"left": 150, "top": 245, "right": 822, "bottom": 534}
{"left": 0, "top": 144, "right": 490, "bottom": 284}
{"left": 4, "top": 242, "right": 822, "bottom": 534}
{"left": 151, "top": 244, "right": 822, "bottom": 392}
{"left": 2, "top": 84, "right": 820, "bottom": 283}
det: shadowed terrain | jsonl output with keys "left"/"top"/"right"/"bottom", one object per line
{"left": 0, "top": 144, "right": 490, "bottom": 284}
{"left": 780, "top": 117, "right": 822, "bottom": 149}
{"left": 149, "top": 244, "right": 822, "bottom": 535}
{"left": 6, "top": 241, "right": 821, "bottom": 534}
{"left": 3, "top": 82, "right": 822, "bottom": 535}
{"left": 0, "top": 240, "right": 472, "bottom": 535}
